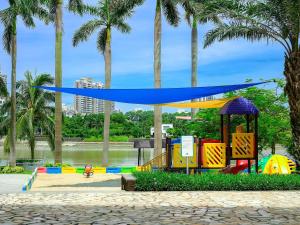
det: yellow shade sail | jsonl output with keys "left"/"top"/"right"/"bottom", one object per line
{"left": 161, "top": 97, "right": 238, "bottom": 109}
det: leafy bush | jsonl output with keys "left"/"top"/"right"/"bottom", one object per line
{"left": 0, "top": 166, "right": 25, "bottom": 174}
{"left": 83, "top": 136, "right": 129, "bottom": 142}
{"left": 16, "top": 159, "right": 40, "bottom": 163}
{"left": 133, "top": 172, "right": 300, "bottom": 191}
{"left": 43, "top": 163, "right": 71, "bottom": 168}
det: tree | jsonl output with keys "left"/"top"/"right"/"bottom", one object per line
{"left": 0, "top": 0, "right": 49, "bottom": 166}
{"left": 0, "top": 76, "right": 8, "bottom": 97}
{"left": 0, "top": 71, "right": 55, "bottom": 160}
{"left": 203, "top": 0, "right": 300, "bottom": 162}
{"left": 225, "top": 80, "right": 291, "bottom": 154}
{"left": 40, "top": 0, "right": 84, "bottom": 164}
{"left": 154, "top": 0, "right": 180, "bottom": 159}
{"left": 73, "top": 0, "right": 144, "bottom": 166}
{"left": 181, "top": 0, "right": 220, "bottom": 118}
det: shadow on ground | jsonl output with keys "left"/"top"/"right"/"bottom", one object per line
{"left": 45, "top": 178, "right": 121, "bottom": 188}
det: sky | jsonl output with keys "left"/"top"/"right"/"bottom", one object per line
{"left": 0, "top": 0, "right": 285, "bottom": 112}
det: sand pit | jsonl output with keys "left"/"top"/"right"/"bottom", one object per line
{"left": 31, "top": 173, "right": 122, "bottom": 192}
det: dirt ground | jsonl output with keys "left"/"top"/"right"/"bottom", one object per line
{"left": 31, "top": 173, "right": 122, "bottom": 192}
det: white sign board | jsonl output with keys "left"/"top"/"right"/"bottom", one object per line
{"left": 181, "top": 136, "right": 194, "bottom": 157}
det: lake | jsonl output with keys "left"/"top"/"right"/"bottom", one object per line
{"left": 0, "top": 142, "right": 153, "bottom": 167}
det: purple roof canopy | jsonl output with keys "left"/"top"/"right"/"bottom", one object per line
{"left": 220, "top": 97, "right": 259, "bottom": 115}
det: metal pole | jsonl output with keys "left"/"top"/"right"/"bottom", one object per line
{"left": 221, "top": 115, "right": 224, "bottom": 142}
{"left": 255, "top": 115, "right": 259, "bottom": 174}
{"left": 226, "top": 114, "right": 231, "bottom": 166}
{"left": 246, "top": 114, "right": 251, "bottom": 174}
{"left": 166, "top": 137, "right": 172, "bottom": 170}
{"left": 186, "top": 156, "right": 189, "bottom": 175}
{"left": 138, "top": 148, "right": 141, "bottom": 166}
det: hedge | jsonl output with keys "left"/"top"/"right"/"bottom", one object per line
{"left": 0, "top": 166, "right": 25, "bottom": 174}
{"left": 43, "top": 163, "right": 72, "bottom": 168}
{"left": 133, "top": 172, "right": 300, "bottom": 191}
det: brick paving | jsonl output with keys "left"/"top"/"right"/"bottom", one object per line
{"left": 0, "top": 191, "right": 299, "bottom": 224}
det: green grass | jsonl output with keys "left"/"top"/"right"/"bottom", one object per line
{"left": 43, "top": 163, "right": 71, "bottom": 168}
{"left": 133, "top": 171, "right": 300, "bottom": 191}
{"left": 83, "top": 136, "right": 129, "bottom": 142}
{"left": 22, "top": 170, "right": 34, "bottom": 174}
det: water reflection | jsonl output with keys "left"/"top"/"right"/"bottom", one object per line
{"left": 0, "top": 142, "right": 152, "bottom": 166}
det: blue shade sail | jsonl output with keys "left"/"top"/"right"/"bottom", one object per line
{"left": 35, "top": 82, "right": 266, "bottom": 104}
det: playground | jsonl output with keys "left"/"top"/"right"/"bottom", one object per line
{"left": 141, "top": 97, "right": 297, "bottom": 176}
{"left": 2, "top": 84, "right": 299, "bottom": 225}
{"left": 20, "top": 93, "right": 298, "bottom": 193}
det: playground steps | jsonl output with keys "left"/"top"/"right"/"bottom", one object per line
{"left": 141, "top": 152, "right": 167, "bottom": 171}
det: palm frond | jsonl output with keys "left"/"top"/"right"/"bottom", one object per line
{"left": 0, "top": 77, "right": 8, "bottom": 97}
{"left": 68, "top": 0, "right": 84, "bottom": 15}
{"left": 110, "top": 0, "right": 145, "bottom": 20}
{"left": 73, "top": 19, "right": 103, "bottom": 46}
{"left": 204, "top": 22, "right": 275, "bottom": 48}
{"left": 114, "top": 20, "right": 131, "bottom": 33}
{"left": 4, "top": 129, "right": 10, "bottom": 153}
{"left": 161, "top": 0, "right": 180, "bottom": 26}
{"left": 97, "top": 28, "right": 107, "bottom": 54}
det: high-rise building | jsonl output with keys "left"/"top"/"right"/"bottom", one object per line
{"left": 74, "top": 77, "right": 115, "bottom": 114}
{"left": 0, "top": 72, "right": 7, "bottom": 106}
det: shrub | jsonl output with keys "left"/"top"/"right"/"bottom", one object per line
{"left": 0, "top": 166, "right": 25, "bottom": 174}
{"left": 133, "top": 172, "right": 300, "bottom": 191}
{"left": 43, "top": 163, "right": 71, "bottom": 168}
{"left": 83, "top": 136, "right": 129, "bottom": 142}
{"left": 16, "top": 159, "right": 40, "bottom": 163}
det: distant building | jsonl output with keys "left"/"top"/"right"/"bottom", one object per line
{"left": 200, "top": 96, "right": 214, "bottom": 101}
{"left": 0, "top": 72, "right": 7, "bottom": 106}
{"left": 150, "top": 124, "right": 173, "bottom": 138}
{"left": 62, "top": 104, "right": 76, "bottom": 117}
{"left": 74, "top": 77, "right": 115, "bottom": 115}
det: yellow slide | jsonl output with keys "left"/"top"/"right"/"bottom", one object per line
{"left": 262, "top": 154, "right": 296, "bottom": 175}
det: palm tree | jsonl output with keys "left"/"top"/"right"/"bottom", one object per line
{"left": 0, "top": 76, "right": 8, "bottom": 97}
{"left": 0, "top": 0, "right": 49, "bottom": 166}
{"left": 203, "top": 0, "right": 300, "bottom": 161}
{"left": 153, "top": 0, "right": 180, "bottom": 159}
{"left": 1, "top": 71, "right": 55, "bottom": 160}
{"left": 41, "top": 0, "right": 84, "bottom": 164}
{"left": 181, "top": 0, "right": 220, "bottom": 118}
{"left": 73, "top": 0, "right": 144, "bottom": 166}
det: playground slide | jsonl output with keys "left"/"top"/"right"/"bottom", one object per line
{"left": 228, "top": 155, "right": 296, "bottom": 175}
{"left": 225, "top": 160, "right": 250, "bottom": 174}
{"left": 261, "top": 154, "right": 296, "bottom": 174}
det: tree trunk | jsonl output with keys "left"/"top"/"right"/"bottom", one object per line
{"left": 30, "top": 140, "right": 35, "bottom": 160}
{"left": 102, "top": 27, "right": 112, "bottom": 166}
{"left": 284, "top": 51, "right": 300, "bottom": 162}
{"left": 9, "top": 24, "right": 17, "bottom": 167}
{"left": 191, "top": 17, "right": 198, "bottom": 118}
{"left": 54, "top": 1, "right": 63, "bottom": 164}
{"left": 271, "top": 142, "right": 276, "bottom": 155}
{"left": 154, "top": 0, "right": 162, "bottom": 160}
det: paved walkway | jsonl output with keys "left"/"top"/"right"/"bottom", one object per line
{"left": 0, "top": 174, "right": 30, "bottom": 193}
{"left": 0, "top": 191, "right": 299, "bottom": 224}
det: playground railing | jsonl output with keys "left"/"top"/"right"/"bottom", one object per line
{"left": 142, "top": 152, "right": 167, "bottom": 171}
